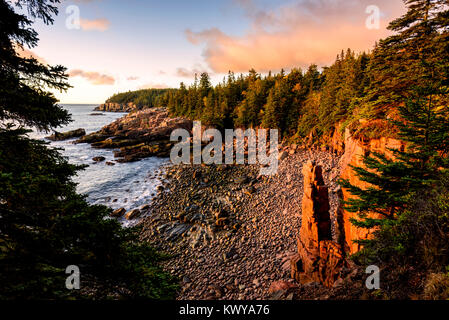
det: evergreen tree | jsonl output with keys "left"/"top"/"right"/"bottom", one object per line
{"left": 340, "top": 85, "right": 449, "bottom": 231}
{"left": 340, "top": 0, "right": 449, "bottom": 234}
{"left": 365, "top": 0, "right": 449, "bottom": 118}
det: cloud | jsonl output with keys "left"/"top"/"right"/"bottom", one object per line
{"left": 80, "top": 18, "right": 110, "bottom": 31}
{"left": 127, "top": 76, "right": 139, "bottom": 81}
{"left": 69, "top": 69, "right": 115, "bottom": 85}
{"left": 175, "top": 66, "right": 209, "bottom": 78}
{"left": 186, "top": 0, "right": 406, "bottom": 73}
{"left": 138, "top": 82, "right": 170, "bottom": 89}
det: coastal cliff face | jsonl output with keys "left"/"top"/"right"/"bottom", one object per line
{"left": 94, "top": 102, "right": 140, "bottom": 112}
{"left": 291, "top": 127, "right": 406, "bottom": 288}
{"left": 338, "top": 128, "right": 405, "bottom": 254}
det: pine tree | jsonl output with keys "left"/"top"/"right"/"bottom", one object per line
{"left": 365, "top": 0, "right": 449, "bottom": 118}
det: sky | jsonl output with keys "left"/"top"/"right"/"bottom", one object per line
{"left": 21, "top": 0, "right": 407, "bottom": 104}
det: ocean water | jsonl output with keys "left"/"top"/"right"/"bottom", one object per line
{"left": 30, "top": 104, "right": 169, "bottom": 226}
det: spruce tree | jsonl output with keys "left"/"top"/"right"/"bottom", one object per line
{"left": 340, "top": 0, "right": 449, "bottom": 232}
{"left": 340, "top": 85, "right": 449, "bottom": 229}
{"left": 365, "top": 0, "right": 449, "bottom": 118}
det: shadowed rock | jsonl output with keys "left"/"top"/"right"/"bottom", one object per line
{"left": 46, "top": 128, "right": 86, "bottom": 141}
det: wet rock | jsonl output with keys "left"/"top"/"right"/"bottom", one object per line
{"left": 46, "top": 128, "right": 86, "bottom": 141}
{"left": 125, "top": 208, "right": 141, "bottom": 220}
{"left": 93, "top": 156, "right": 106, "bottom": 162}
{"left": 140, "top": 204, "right": 150, "bottom": 211}
{"left": 106, "top": 161, "right": 116, "bottom": 166}
{"left": 76, "top": 108, "right": 192, "bottom": 163}
{"left": 111, "top": 207, "right": 126, "bottom": 218}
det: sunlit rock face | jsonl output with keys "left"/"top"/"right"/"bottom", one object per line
{"left": 291, "top": 161, "right": 345, "bottom": 288}
{"left": 339, "top": 128, "right": 405, "bottom": 254}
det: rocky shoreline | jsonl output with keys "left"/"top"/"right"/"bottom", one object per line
{"left": 138, "top": 148, "right": 348, "bottom": 300}
{"left": 79, "top": 105, "right": 379, "bottom": 299}
{"left": 76, "top": 108, "right": 192, "bottom": 163}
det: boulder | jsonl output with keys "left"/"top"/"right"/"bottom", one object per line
{"left": 111, "top": 207, "right": 126, "bottom": 218}
{"left": 124, "top": 208, "right": 141, "bottom": 220}
{"left": 92, "top": 156, "right": 106, "bottom": 162}
{"left": 268, "top": 281, "right": 297, "bottom": 294}
{"left": 215, "top": 217, "right": 229, "bottom": 227}
{"left": 46, "top": 128, "right": 86, "bottom": 141}
{"left": 214, "top": 209, "right": 228, "bottom": 220}
{"left": 278, "top": 151, "right": 288, "bottom": 161}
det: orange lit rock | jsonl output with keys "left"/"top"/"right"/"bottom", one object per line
{"left": 339, "top": 128, "right": 406, "bottom": 254}
{"left": 291, "top": 161, "right": 345, "bottom": 288}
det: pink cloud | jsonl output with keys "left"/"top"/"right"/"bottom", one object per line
{"left": 80, "top": 18, "right": 110, "bottom": 32}
{"left": 187, "top": 0, "right": 406, "bottom": 73}
{"left": 138, "top": 82, "right": 170, "bottom": 89}
{"left": 175, "top": 66, "right": 209, "bottom": 78}
{"left": 69, "top": 69, "right": 115, "bottom": 85}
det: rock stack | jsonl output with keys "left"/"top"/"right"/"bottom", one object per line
{"left": 291, "top": 161, "right": 346, "bottom": 288}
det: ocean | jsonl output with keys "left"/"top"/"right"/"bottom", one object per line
{"left": 30, "top": 104, "right": 169, "bottom": 226}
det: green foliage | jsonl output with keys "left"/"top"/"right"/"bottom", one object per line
{"left": 106, "top": 88, "right": 175, "bottom": 108}
{"left": 363, "top": 0, "right": 449, "bottom": 118}
{"left": 351, "top": 171, "right": 449, "bottom": 270}
{"left": 340, "top": 0, "right": 449, "bottom": 235}
{"left": 0, "top": 0, "right": 177, "bottom": 299}
{"left": 158, "top": 50, "right": 368, "bottom": 142}
{"left": 340, "top": 85, "right": 449, "bottom": 231}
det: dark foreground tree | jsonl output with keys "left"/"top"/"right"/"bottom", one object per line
{"left": 0, "top": 0, "right": 177, "bottom": 299}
